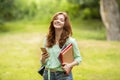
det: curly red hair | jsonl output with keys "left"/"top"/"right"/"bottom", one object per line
{"left": 46, "top": 12, "right": 72, "bottom": 48}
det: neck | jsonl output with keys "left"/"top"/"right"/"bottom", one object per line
{"left": 55, "top": 28, "right": 63, "bottom": 42}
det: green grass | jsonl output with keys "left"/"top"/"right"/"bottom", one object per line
{"left": 74, "top": 41, "right": 120, "bottom": 80}
{"left": 0, "top": 33, "right": 43, "bottom": 80}
{"left": 0, "top": 20, "right": 120, "bottom": 80}
{"left": 0, "top": 19, "right": 106, "bottom": 40}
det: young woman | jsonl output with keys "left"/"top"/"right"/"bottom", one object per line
{"left": 40, "top": 12, "right": 82, "bottom": 80}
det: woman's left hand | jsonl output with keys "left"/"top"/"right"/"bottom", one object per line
{"left": 62, "top": 63, "right": 72, "bottom": 72}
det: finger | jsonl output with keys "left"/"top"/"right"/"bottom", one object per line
{"left": 62, "top": 63, "right": 68, "bottom": 65}
{"left": 42, "top": 52, "right": 47, "bottom": 55}
{"left": 62, "top": 66, "right": 66, "bottom": 70}
{"left": 42, "top": 54, "right": 49, "bottom": 58}
{"left": 44, "top": 54, "right": 49, "bottom": 58}
{"left": 44, "top": 56, "right": 49, "bottom": 58}
{"left": 62, "top": 67, "right": 67, "bottom": 72}
{"left": 43, "top": 53, "right": 49, "bottom": 56}
{"left": 42, "top": 53, "right": 49, "bottom": 57}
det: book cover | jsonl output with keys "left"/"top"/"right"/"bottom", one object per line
{"left": 59, "top": 43, "right": 74, "bottom": 75}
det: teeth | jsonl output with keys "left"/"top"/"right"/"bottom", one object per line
{"left": 56, "top": 22, "right": 60, "bottom": 25}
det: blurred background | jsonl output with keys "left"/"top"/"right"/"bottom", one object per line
{"left": 0, "top": 0, "right": 120, "bottom": 80}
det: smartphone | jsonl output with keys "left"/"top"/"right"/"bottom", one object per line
{"left": 40, "top": 48, "right": 47, "bottom": 53}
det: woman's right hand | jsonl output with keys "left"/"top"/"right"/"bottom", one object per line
{"left": 41, "top": 52, "right": 49, "bottom": 64}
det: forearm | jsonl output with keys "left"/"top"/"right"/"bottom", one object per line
{"left": 40, "top": 58, "right": 46, "bottom": 65}
{"left": 69, "top": 60, "right": 78, "bottom": 67}
{"left": 40, "top": 52, "right": 49, "bottom": 65}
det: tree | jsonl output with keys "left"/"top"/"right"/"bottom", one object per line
{"left": 100, "top": 0, "right": 120, "bottom": 41}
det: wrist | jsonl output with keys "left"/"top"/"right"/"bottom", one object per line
{"left": 41, "top": 58, "right": 46, "bottom": 64}
{"left": 69, "top": 63, "right": 74, "bottom": 68}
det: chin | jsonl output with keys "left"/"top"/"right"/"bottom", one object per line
{"left": 55, "top": 27, "right": 63, "bottom": 29}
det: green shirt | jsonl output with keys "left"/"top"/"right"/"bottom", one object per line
{"left": 42, "top": 37, "right": 82, "bottom": 71}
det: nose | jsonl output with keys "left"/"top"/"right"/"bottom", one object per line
{"left": 56, "top": 20, "right": 61, "bottom": 23}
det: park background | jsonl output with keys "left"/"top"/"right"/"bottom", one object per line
{"left": 0, "top": 0, "right": 120, "bottom": 80}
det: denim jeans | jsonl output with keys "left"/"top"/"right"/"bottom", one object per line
{"left": 43, "top": 70, "right": 73, "bottom": 80}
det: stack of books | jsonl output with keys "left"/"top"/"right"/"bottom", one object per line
{"left": 59, "top": 43, "right": 74, "bottom": 75}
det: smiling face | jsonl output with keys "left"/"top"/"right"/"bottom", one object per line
{"left": 47, "top": 12, "right": 72, "bottom": 48}
{"left": 53, "top": 14, "right": 65, "bottom": 29}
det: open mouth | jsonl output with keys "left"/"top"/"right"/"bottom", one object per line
{"left": 55, "top": 21, "right": 61, "bottom": 26}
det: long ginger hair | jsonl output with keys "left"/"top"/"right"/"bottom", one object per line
{"left": 46, "top": 12, "right": 72, "bottom": 48}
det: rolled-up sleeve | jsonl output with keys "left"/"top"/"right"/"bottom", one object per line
{"left": 72, "top": 38, "right": 82, "bottom": 65}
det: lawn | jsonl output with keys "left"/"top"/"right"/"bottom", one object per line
{"left": 0, "top": 20, "right": 120, "bottom": 80}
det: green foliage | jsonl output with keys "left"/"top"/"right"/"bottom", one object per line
{"left": 117, "top": 0, "right": 120, "bottom": 11}
{"left": 81, "top": 8, "right": 92, "bottom": 19}
{"left": 80, "top": 7, "right": 100, "bottom": 19}
{"left": 0, "top": 0, "right": 101, "bottom": 32}
{"left": 67, "top": 0, "right": 100, "bottom": 19}
{"left": 0, "top": 0, "right": 16, "bottom": 21}
{"left": 11, "top": 0, "right": 38, "bottom": 20}
{"left": 0, "top": 0, "right": 100, "bottom": 22}
{"left": 0, "top": 0, "right": 38, "bottom": 22}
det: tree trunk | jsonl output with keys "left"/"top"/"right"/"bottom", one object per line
{"left": 100, "top": 0, "right": 120, "bottom": 41}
